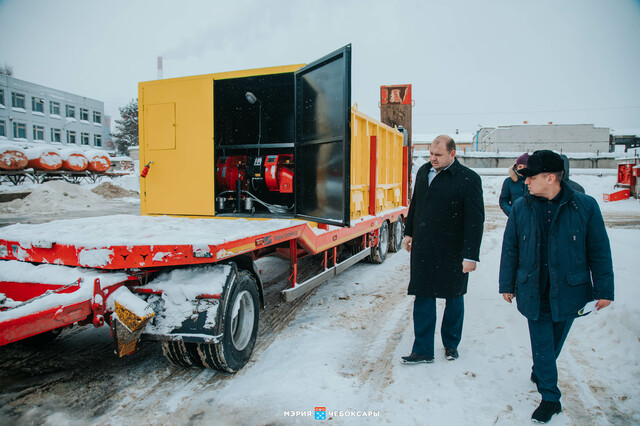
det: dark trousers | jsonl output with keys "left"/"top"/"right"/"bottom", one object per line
{"left": 411, "top": 295, "right": 464, "bottom": 357}
{"left": 527, "top": 311, "right": 574, "bottom": 402}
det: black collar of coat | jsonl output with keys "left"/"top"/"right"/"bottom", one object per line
{"left": 426, "top": 157, "right": 462, "bottom": 176}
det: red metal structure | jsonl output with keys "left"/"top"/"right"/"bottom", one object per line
{"left": 605, "top": 158, "right": 640, "bottom": 200}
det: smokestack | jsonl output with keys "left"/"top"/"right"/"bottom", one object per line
{"left": 157, "top": 56, "right": 163, "bottom": 80}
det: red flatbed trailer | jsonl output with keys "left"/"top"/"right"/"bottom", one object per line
{"left": 0, "top": 206, "right": 407, "bottom": 371}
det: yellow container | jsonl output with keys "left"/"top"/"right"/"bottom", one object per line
{"left": 138, "top": 47, "right": 404, "bottom": 226}
{"left": 350, "top": 108, "right": 403, "bottom": 220}
{"left": 139, "top": 64, "right": 303, "bottom": 217}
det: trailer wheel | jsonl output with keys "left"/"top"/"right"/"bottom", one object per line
{"left": 369, "top": 221, "right": 390, "bottom": 264}
{"left": 198, "top": 270, "right": 259, "bottom": 373}
{"left": 389, "top": 218, "right": 404, "bottom": 253}
{"left": 161, "top": 341, "right": 204, "bottom": 368}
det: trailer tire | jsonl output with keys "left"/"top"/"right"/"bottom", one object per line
{"left": 198, "top": 269, "right": 259, "bottom": 373}
{"left": 369, "top": 221, "right": 389, "bottom": 264}
{"left": 161, "top": 341, "right": 204, "bottom": 368}
{"left": 389, "top": 218, "right": 404, "bottom": 253}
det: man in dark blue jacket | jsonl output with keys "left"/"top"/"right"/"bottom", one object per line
{"left": 499, "top": 150, "right": 614, "bottom": 423}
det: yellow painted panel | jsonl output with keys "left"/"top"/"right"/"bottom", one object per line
{"left": 349, "top": 108, "right": 404, "bottom": 220}
{"left": 145, "top": 103, "right": 176, "bottom": 150}
{"left": 139, "top": 76, "right": 215, "bottom": 216}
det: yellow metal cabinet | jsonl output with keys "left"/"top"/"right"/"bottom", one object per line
{"left": 138, "top": 45, "right": 404, "bottom": 226}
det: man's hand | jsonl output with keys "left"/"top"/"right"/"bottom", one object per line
{"left": 403, "top": 236, "right": 413, "bottom": 252}
{"left": 596, "top": 299, "right": 612, "bottom": 310}
{"left": 462, "top": 260, "right": 477, "bottom": 273}
{"left": 502, "top": 293, "right": 515, "bottom": 303}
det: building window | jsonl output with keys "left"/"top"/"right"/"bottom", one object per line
{"left": 13, "top": 122, "right": 27, "bottom": 139}
{"left": 67, "top": 130, "right": 76, "bottom": 144}
{"left": 93, "top": 111, "right": 102, "bottom": 124}
{"left": 80, "top": 108, "right": 89, "bottom": 121}
{"left": 94, "top": 134, "right": 102, "bottom": 147}
{"left": 51, "top": 128, "right": 61, "bottom": 142}
{"left": 66, "top": 105, "right": 76, "bottom": 118}
{"left": 0, "top": 89, "right": 4, "bottom": 107}
{"left": 33, "top": 125, "right": 45, "bottom": 141}
{"left": 12, "top": 92, "right": 26, "bottom": 109}
{"left": 50, "top": 101, "right": 60, "bottom": 116}
{"left": 32, "top": 97, "right": 44, "bottom": 113}
{"left": 81, "top": 132, "right": 89, "bottom": 145}
{"left": 0, "top": 120, "right": 5, "bottom": 137}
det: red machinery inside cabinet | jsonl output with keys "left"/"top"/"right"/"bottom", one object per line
{"left": 264, "top": 155, "right": 293, "bottom": 193}
{"left": 216, "top": 156, "right": 247, "bottom": 191}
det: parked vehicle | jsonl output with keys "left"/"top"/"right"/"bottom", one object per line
{"left": 0, "top": 45, "right": 410, "bottom": 372}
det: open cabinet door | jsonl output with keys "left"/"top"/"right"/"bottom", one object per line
{"left": 294, "top": 44, "right": 351, "bottom": 226}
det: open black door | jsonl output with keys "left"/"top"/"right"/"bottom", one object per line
{"left": 294, "top": 44, "right": 351, "bottom": 226}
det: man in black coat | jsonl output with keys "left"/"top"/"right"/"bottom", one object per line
{"left": 402, "top": 135, "right": 484, "bottom": 364}
{"left": 499, "top": 150, "right": 614, "bottom": 423}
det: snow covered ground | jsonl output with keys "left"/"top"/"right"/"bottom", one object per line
{"left": 0, "top": 169, "right": 638, "bottom": 425}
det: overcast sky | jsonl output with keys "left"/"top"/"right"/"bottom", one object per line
{"left": 1, "top": 0, "right": 639, "bottom": 135}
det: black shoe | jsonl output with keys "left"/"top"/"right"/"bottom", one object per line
{"left": 530, "top": 372, "right": 538, "bottom": 386}
{"left": 444, "top": 347, "right": 459, "bottom": 360}
{"left": 531, "top": 400, "right": 562, "bottom": 423}
{"left": 401, "top": 353, "right": 434, "bottom": 364}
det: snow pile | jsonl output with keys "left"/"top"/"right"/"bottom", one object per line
{"left": 90, "top": 182, "right": 138, "bottom": 199}
{"left": 111, "top": 174, "right": 139, "bottom": 193}
{"left": 0, "top": 181, "right": 105, "bottom": 214}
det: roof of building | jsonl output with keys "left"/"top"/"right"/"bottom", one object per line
{"left": 413, "top": 132, "right": 475, "bottom": 144}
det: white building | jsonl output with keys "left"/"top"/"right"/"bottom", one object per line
{"left": 0, "top": 75, "right": 111, "bottom": 150}
{"left": 474, "top": 124, "right": 610, "bottom": 153}
{"left": 413, "top": 131, "right": 475, "bottom": 155}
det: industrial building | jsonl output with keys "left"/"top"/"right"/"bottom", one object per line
{"left": 0, "top": 75, "right": 111, "bottom": 150}
{"left": 473, "top": 124, "right": 610, "bottom": 153}
{"left": 413, "top": 131, "right": 474, "bottom": 154}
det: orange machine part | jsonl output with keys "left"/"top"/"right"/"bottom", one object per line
{"left": 27, "top": 151, "right": 63, "bottom": 171}
{"left": 0, "top": 149, "right": 29, "bottom": 170}
{"left": 87, "top": 153, "right": 112, "bottom": 173}
{"left": 61, "top": 153, "right": 89, "bottom": 172}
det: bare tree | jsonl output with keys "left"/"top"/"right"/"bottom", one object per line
{"left": 0, "top": 64, "right": 13, "bottom": 76}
